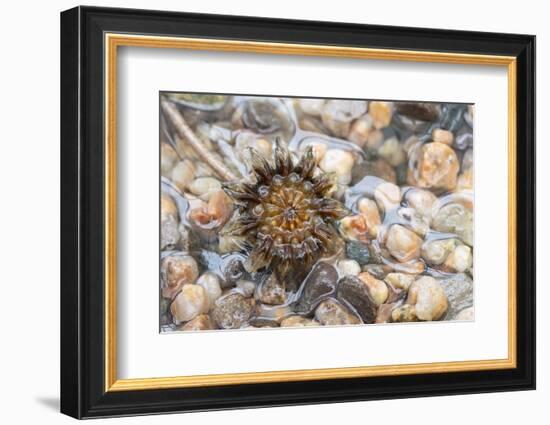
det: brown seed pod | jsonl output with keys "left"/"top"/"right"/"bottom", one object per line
{"left": 221, "top": 139, "right": 350, "bottom": 279}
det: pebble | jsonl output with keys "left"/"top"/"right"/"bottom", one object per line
{"left": 384, "top": 272, "right": 415, "bottom": 291}
{"left": 315, "top": 299, "right": 361, "bottom": 326}
{"left": 196, "top": 272, "right": 222, "bottom": 308}
{"left": 439, "top": 273, "right": 473, "bottom": 320}
{"left": 235, "top": 132, "right": 272, "bottom": 162}
{"left": 462, "top": 148, "right": 473, "bottom": 170}
{"left": 406, "top": 276, "right": 448, "bottom": 321}
{"left": 257, "top": 274, "right": 286, "bottom": 305}
{"left": 211, "top": 293, "right": 254, "bottom": 329}
{"left": 357, "top": 197, "right": 381, "bottom": 236}
{"left": 339, "top": 214, "right": 374, "bottom": 242}
{"left": 280, "top": 316, "right": 320, "bottom": 327}
{"left": 432, "top": 203, "right": 473, "bottom": 246}
{"left": 170, "top": 284, "right": 210, "bottom": 324}
{"left": 171, "top": 159, "right": 196, "bottom": 192}
{"left": 421, "top": 238, "right": 458, "bottom": 266}
{"left": 391, "top": 304, "right": 418, "bottom": 322}
{"left": 432, "top": 128, "right": 454, "bottom": 145}
{"left": 385, "top": 224, "right": 423, "bottom": 263}
{"left": 444, "top": 244, "right": 473, "bottom": 273}
{"left": 365, "top": 129, "right": 385, "bottom": 151}
{"left": 161, "top": 194, "right": 180, "bottom": 250}
{"left": 369, "top": 101, "right": 393, "bottom": 129}
{"left": 223, "top": 256, "right": 246, "bottom": 287}
{"left": 319, "top": 149, "right": 355, "bottom": 185}
{"left": 236, "top": 279, "right": 256, "bottom": 298}
{"left": 161, "top": 142, "right": 178, "bottom": 177}
{"left": 396, "top": 207, "right": 430, "bottom": 237}
{"left": 358, "top": 272, "right": 389, "bottom": 305}
{"left": 189, "top": 177, "right": 222, "bottom": 200}
{"left": 347, "top": 114, "right": 374, "bottom": 147}
{"left": 298, "top": 98, "right": 326, "bottom": 117}
{"left": 378, "top": 137, "right": 406, "bottom": 167}
{"left": 374, "top": 181, "right": 401, "bottom": 213}
{"left": 337, "top": 275, "right": 379, "bottom": 323}
{"left": 321, "top": 100, "right": 368, "bottom": 138}
{"left": 362, "top": 264, "right": 391, "bottom": 279}
{"left": 408, "top": 142, "right": 459, "bottom": 191}
{"left": 336, "top": 259, "right": 361, "bottom": 277}
{"left": 351, "top": 159, "right": 397, "bottom": 184}
{"left": 404, "top": 188, "right": 437, "bottom": 222}
{"left": 189, "top": 190, "right": 233, "bottom": 232}
{"left": 177, "top": 314, "right": 214, "bottom": 331}
{"left": 160, "top": 254, "right": 199, "bottom": 299}
{"left": 294, "top": 262, "right": 338, "bottom": 313}
{"left": 345, "top": 241, "right": 371, "bottom": 265}
{"left": 454, "top": 306, "right": 474, "bottom": 321}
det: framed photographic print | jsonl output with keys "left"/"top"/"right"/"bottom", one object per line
{"left": 60, "top": 6, "right": 536, "bottom": 419}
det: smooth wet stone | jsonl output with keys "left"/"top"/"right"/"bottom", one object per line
{"left": 160, "top": 253, "right": 199, "bottom": 299}
{"left": 369, "top": 101, "right": 393, "bottom": 129}
{"left": 161, "top": 194, "right": 180, "bottom": 250}
{"left": 189, "top": 177, "right": 222, "bottom": 200}
{"left": 432, "top": 128, "right": 454, "bottom": 145}
{"left": 188, "top": 190, "right": 233, "bottom": 233}
{"left": 421, "top": 238, "right": 459, "bottom": 266}
{"left": 294, "top": 262, "right": 338, "bottom": 313}
{"left": 161, "top": 142, "right": 179, "bottom": 177}
{"left": 391, "top": 304, "right": 418, "bottom": 322}
{"left": 171, "top": 159, "right": 196, "bottom": 192}
{"left": 319, "top": 149, "right": 355, "bottom": 185}
{"left": 385, "top": 224, "right": 423, "bottom": 263}
{"left": 406, "top": 276, "right": 448, "bottom": 321}
{"left": 408, "top": 142, "right": 459, "bottom": 191}
{"left": 340, "top": 214, "right": 374, "bottom": 242}
{"left": 298, "top": 98, "right": 326, "bottom": 117}
{"left": 396, "top": 207, "right": 430, "bottom": 237}
{"left": 384, "top": 272, "right": 415, "bottom": 291}
{"left": 454, "top": 306, "right": 474, "bottom": 321}
{"left": 212, "top": 293, "right": 254, "bottom": 329}
{"left": 258, "top": 274, "right": 286, "bottom": 305}
{"left": 378, "top": 137, "right": 406, "bottom": 167}
{"left": 405, "top": 188, "right": 437, "bottom": 222}
{"left": 196, "top": 272, "right": 222, "bottom": 308}
{"left": 358, "top": 272, "right": 389, "bottom": 305}
{"left": 357, "top": 197, "right": 381, "bottom": 237}
{"left": 439, "top": 273, "right": 473, "bottom": 320}
{"left": 345, "top": 241, "right": 371, "bottom": 265}
{"left": 347, "top": 114, "right": 374, "bottom": 147}
{"left": 177, "top": 314, "right": 214, "bottom": 331}
{"left": 444, "top": 245, "right": 473, "bottom": 273}
{"left": 432, "top": 203, "right": 473, "bottom": 246}
{"left": 337, "top": 275, "right": 378, "bottom": 323}
{"left": 321, "top": 100, "right": 368, "bottom": 138}
{"left": 280, "top": 316, "right": 320, "bottom": 327}
{"left": 336, "top": 259, "right": 361, "bottom": 277}
{"left": 375, "top": 303, "right": 399, "bottom": 323}
{"left": 374, "top": 181, "right": 401, "bottom": 213}
{"left": 170, "top": 284, "right": 210, "bottom": 324}
{"left": 315, "top": 299, "right": 361, "bottom": 326}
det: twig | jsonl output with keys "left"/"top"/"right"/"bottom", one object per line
{"left": 161, "top": 99, "right": 238, "bottom": 181}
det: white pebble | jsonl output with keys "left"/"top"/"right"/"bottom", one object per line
{"left": 196, "top": 272, "right": 222, "bottom": 308}
{"left": 336, "top": 259, "right": 361, "bottom": 276}
{"left": 319, "top": 149, "right": 355, "bottom": 185}
{"left": 170, "top": 284, "right": 209, "bottom": 324}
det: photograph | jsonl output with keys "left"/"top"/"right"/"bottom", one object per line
{"left": 159, "top": 93, "right": 475, "bottom": 332}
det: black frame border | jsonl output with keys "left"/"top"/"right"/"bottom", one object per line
{"left": 60, "top": 6, "right": 535, "bottom": 419}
